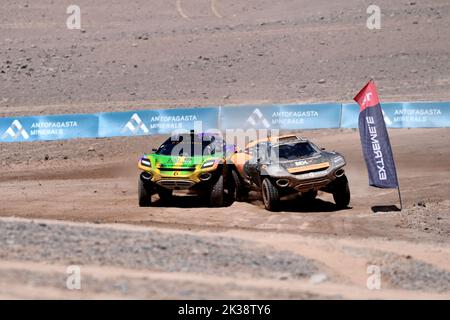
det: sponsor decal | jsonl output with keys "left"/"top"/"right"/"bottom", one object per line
{"left": 2, "top": 120, "right": 29, "bottom": 140}
{"left": 122, "top": 113, "right": 149, "bottom": 134}
{"left": 271, "top": 110, "right": 319, "bottom": 125}
{"left": 245, "top": 108, "right": 271, "bottom": 128}
{"left": 365, "top": 116, "right": 387, "bottom": 180}
{"left": 287, "top": 162, "right": 330, "bottom": 174}
{"left": 392, "top": 108, "right": 442, "bottom": 123}
{"left": 30, "top": 121, "right": 78, "bottom": 136}
{"left": 382, "top": 110, "right": 392, "bottom": 126}
{"left": 148, "top": 114, "right": 198, "bottom": 130}
{"left": 295, "top": 160, "right": 309, "bottom": 166}
{"left": 355, "top": 80, "right": 399, "bottom": 189}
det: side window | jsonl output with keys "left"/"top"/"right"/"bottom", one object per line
{"left": 203, "top": 143, "right": 213, "bottom": 156}
{"left": 246, "top": 146, "right": 256, "bottom": 157}
{"left": 256, "top": 143, "right": 269, "bottom": 161}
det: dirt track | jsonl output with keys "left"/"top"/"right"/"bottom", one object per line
{"left": 0, "top": 0, "right": 450, "bottom": 299}
{"left": 1, "top": 128, "right": 449, "bottom": 299}
{"left": 1, "top": 128, "right": 449, "bottom": 240}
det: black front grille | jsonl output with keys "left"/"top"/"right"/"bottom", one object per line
{"left": 156, "top": 180, "right": 195, "bottom": 189}
{"left": 290, "top": 167, "right": 328, "bottom": 175}
{"left": 294, "top": 179, "right": 331, "bottom": 191}
{"left": 159, "top": 167, "right": 196, "bottom": 171}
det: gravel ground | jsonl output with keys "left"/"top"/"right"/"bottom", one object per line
{"left": 343, "top": 246, "right": 450, "bottom": 293}
{"left": 1, "top": 0, "right": 450, "bottom": 116}
{"left": 1, "top": 217, "right": 449, "bottom": 299}
{"left": 399, "top": 200, "right": 450, "bottom": 237}
{"left": 1, "top": 0, "right": 449, "bottom": 299}
{"left": 0, "top": 268, "right": 334, "bottom": 299}
{"left": 0, "top": 219, "right": 318, "bottom": 280}
{"left": 379, "top": 254, "right": 450, "bottom": 293}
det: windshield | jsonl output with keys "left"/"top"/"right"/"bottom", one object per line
{"left": 273, "top": 142, "right": 317, "bottom": 160}
{"left": 156, "top": 135, "right": 222, "bottom": 157}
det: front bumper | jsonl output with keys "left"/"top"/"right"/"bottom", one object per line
{"left": 266, "top": 165, "right": 345, "bottom": 192}
{"left": 138, "top": 163, "right": 220, "bottom": 190}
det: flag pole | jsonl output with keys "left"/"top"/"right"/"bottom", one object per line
{"left": 354, "top": 79, "right": 402, "bottom": 212}
{"left": 397, "top": 186, "right": 403, "bottom": 211}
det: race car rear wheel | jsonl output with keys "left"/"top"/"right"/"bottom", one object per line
{"left": 210, "top": 175, "right": 224, "bottom": 207}
{"left": 232, "top": 169, "right": 248, "bottom": 202}
{"left": 138, "top": 179, "right": 152, "bottom": 207}
{"left": 332, "top": 175, "right": 350, "bottom": 209}
{"left": 158, "top": 188, "right": 173, "bottom": 203}
{"left": 262, "top": 178, "right": 280, "bottom": 211}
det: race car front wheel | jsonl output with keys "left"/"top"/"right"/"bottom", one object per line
{"left": 138, "top": 179, "right": 152, "bottom": 207}
{"left": 262, "top": 178, "right": 280, "bottom": 211}
{"left": 332, "top": 175, "right": 350, "bottom": 209}
{"left": 210, "top": 175, "right": 224, "bottom": 207}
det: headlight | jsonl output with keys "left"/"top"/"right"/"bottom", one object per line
{"left": 332, "top": 155, "right": 345, "bottom": 166}
{"left": 201, "top": 159, "right": 216, "bottom": 169}
{"left": 140, "top": 158, "right": 151, "bottom": 167}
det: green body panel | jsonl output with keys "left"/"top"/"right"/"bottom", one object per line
{"left": 139, "top": 153, "right": 225, "bottom": 184}
{"left": 145, "top": 153, "right": 223, "bottom": 169}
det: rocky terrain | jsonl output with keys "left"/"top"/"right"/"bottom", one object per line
{"left": 0, "top": 0, "right": 449, "bottom": 299}
{"left": 1, "top": 0, "right": 450, "bottom": 117}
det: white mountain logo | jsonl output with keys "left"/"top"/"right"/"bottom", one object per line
{"left": 122, "top": 113, "right": 149, "bottom": 134}
{"left": 245, "top": 108, "right": 271, "bottom": 128}
{"left": 2, "top": 120, "right": 30, "bottom": 140}
{"left": 382, "top": 110, "right": 393, "bottom": 126}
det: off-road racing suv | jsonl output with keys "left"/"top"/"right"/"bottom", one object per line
{"left": 230, "top": 135, "right": 350, "bottom": 211}
{"left": 138, "top": 132, "right": 235, "bottom": 207}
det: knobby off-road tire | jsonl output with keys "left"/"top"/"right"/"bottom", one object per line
{"left": 262, "top": 178, "right": 280, "bottom": 211}
{"left": 332, "top": 175, "right": 351, "bottom": 209}
{"left": 210, "top": 175, "right": 224, "bottom": 207}
{"left": 138, "top": 178, "right": 152, "bottom": 207}
{"left": 232, "top": 169, "right": 249, "bottom": 202}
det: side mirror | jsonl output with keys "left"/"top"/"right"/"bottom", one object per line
{"left": 152, "top": 148, "right": 157, "bottom": 152}
{"left": 321, "top": 147, "right": 326, "bottom": 151}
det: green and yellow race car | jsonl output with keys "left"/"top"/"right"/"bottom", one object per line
{"left": 137, "top": 132, "right": 236, "bottom": 207}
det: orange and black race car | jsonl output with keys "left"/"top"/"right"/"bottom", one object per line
{"left": 229, "top": 135, "right": 350, "bottom": 211}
